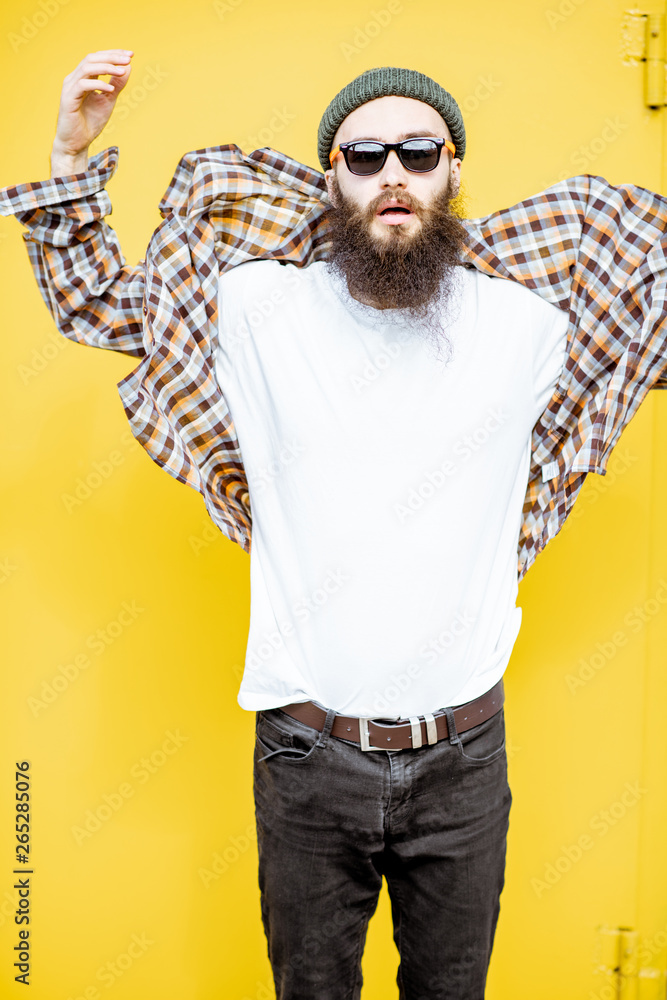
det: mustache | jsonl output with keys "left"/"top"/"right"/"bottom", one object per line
{"left": 365, "top": 189, "right": 423, "bottom": 220}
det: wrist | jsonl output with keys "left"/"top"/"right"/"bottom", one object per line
{"left": 50, "top": 143, "right": 90, "bottom": 178}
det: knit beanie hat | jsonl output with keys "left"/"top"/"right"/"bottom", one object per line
{"left": 317, "top": 66, "right": 466, "bottom": 173}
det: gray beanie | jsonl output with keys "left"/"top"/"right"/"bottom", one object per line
{"left": 317, "top": 66, "right": 466, "bottom": 173}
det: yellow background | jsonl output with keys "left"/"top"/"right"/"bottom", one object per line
{"left": 1, "top": 0, "right": 666, "bottom": 997}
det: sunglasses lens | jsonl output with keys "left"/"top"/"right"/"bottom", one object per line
{"left": 400, "top": 139, "right": 440, "bottom": 171}
{"left": 346, "top": 142, "right": 386, "bottom": 175}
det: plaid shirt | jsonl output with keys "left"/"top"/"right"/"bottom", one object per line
{"left": 1, "top": 145, "right": 666, "bottom": 580}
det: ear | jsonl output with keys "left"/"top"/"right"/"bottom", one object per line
{"left": 324, "top": 167, "right": 338, "bottom": 207}
{"left": 449, "top": 158, "right": 462, "bottom": 199}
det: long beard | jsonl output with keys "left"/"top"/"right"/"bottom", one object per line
{"left": 325, "top": 173, "right": 469, "bottom": 362}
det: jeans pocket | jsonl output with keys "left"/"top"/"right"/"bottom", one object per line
{"left": 456, "top": 708, "right": 506, "bottom": 768}
{"left": 255, "top": 709, "right": 322, "bottom": 764}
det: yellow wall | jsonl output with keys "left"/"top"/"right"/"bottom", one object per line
{"left": 1, "top": 1, "right": 666, "bottom": 997}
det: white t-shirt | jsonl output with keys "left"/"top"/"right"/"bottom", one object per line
{"left": 215, "top": 259, "right": 568, "bottom": 717}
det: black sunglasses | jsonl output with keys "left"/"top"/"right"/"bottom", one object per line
{"left": 329, "top": 137, "right": 456, "bottom": 175}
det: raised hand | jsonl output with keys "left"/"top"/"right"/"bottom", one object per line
{"left": 50, "top": 49, "right": 134, "bottom": 177}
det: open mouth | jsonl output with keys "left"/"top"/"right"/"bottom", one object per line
{"left": 376, "top": 203, "right": 416, "bottom": 224}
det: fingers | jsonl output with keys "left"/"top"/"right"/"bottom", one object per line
{"left": 79, "top": 49, "right": 134, "bottom": 63}
{"left": 64, "top": 50, "right": 134, "bottom": 83}
{"left": 63, "top": 53, "right": 133, "bottom": 102}
{"left": 78, "top": 62, "right": 131, "bottom": 79}
{"left": 76, "top": 80, "right": 117, "bottom": 94}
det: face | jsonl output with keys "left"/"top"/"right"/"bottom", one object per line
{"left": 324, "top": 95, "right": 462, "bottom": 243}
{"left": 322, "top": 92, "right": 469, "bottom": 357}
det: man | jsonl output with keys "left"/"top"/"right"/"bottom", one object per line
{"left": 1, "top": 52, "right": 666, "bottom": 1000}
{"left": 219, "top": 71, "right": 556, "bottom": 999}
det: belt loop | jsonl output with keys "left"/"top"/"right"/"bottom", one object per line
{"left": 317, "top": 707, "right": 337, "bottom": 748}
{"left": 442, "top": 706, "right": 462, "bottom": 748}
{"left": 423, "top": 713, "right": 438, "bottom": 746}
{"left": 409, "top": 717, "right": 423, "bottom": 749}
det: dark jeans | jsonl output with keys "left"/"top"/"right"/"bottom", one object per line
{"left": 253, "top": 699, "right": 511, "bottom": 1000}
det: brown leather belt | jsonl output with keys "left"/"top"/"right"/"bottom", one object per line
{"left": 277, "top": 679, "right": 504, "bottom": 752}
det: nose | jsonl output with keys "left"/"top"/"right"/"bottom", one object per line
{"left": 378, "top": 148, "right": 410, "bottom": 187}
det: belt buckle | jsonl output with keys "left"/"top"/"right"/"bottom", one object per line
{"left": 358, "top": 717, "right": 402, "bottom": 752}
{"left": 359, "top": 713, "right": 440, "bottom": 751}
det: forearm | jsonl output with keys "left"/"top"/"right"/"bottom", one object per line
{"left": 0, "top": 147, "right": 147, "bottom": 358}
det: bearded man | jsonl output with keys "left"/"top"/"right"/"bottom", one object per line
{"left": 218, "top": 70, "right": 565, "bottom": 1000}
{"left": 2, "top": 52, "right": 666, "bottom": 1000}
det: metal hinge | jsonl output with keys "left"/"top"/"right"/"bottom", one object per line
{"left": 594, "top": 925, "right": 666, "bottom": 999}
{"left": 622, "top": 10, "right": 667, "bottom": 107}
